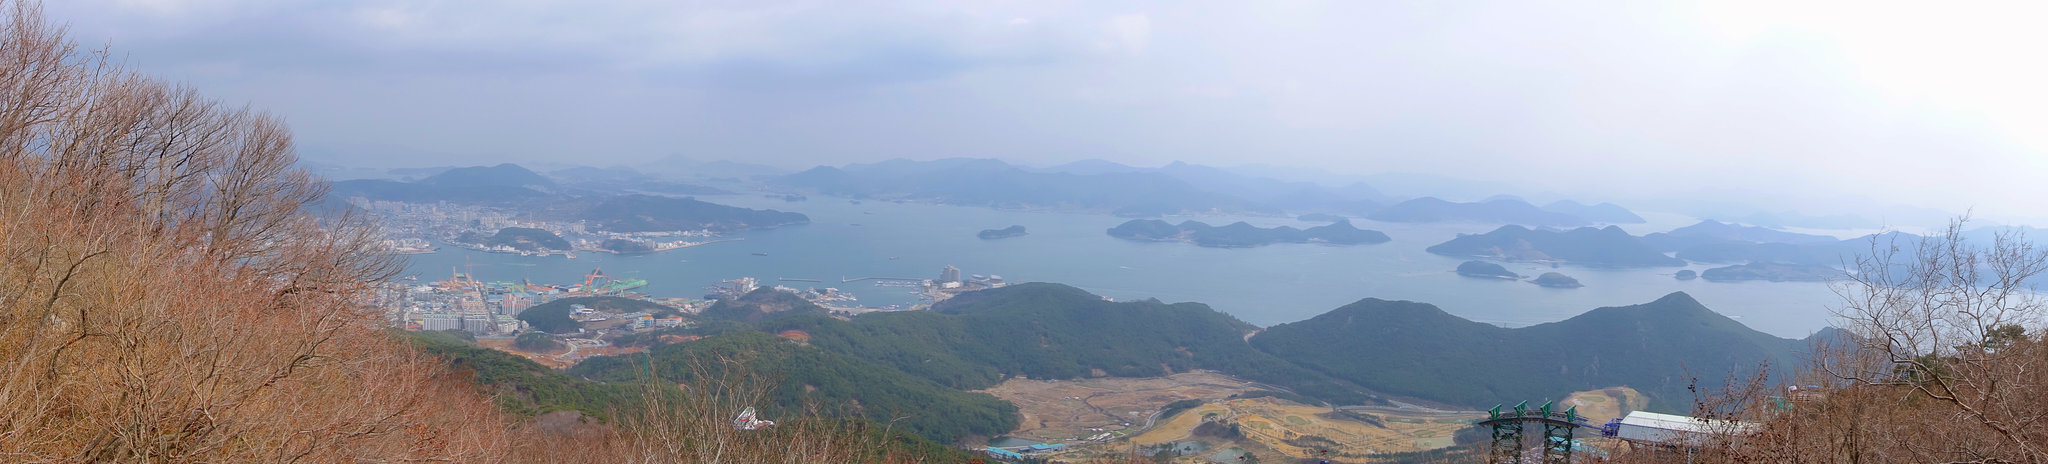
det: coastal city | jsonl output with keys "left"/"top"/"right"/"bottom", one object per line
{"left": 380, "top": 260, "right": 1008, "bottom": 363}
{"left": 358, "top": 199, "right": 737, "bottom": 257}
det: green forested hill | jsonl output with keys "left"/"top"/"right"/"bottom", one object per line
{"left": 428, "top": 282, "right": 1830, "bottom": 445}
{"left": 745, "top": 283, "right": 1381, "bottom": 405}
{"left": 568, "top": 331, "right": 1019, "bottom": 444}
{"left": 1250, "top": 292, "right": 1808, "bottom": 411}
{"left": 699, "top": 288, "right": 829, "bottom": 323}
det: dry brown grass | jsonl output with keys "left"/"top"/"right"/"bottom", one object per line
{"left": 0, "top": 1, "right": 514, "bottom": 460}
{"left": 1604, "top": 218, "right": 2048, "bottom": 464}
{"left": 0, "top": 2, "right": 929, "bottom": 461}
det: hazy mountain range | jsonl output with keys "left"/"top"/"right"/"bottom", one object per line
{"left": 1106, "top": 219, "right": 1392, "bottom": 248}
{"left": 774, "top": 158, "right": 1664, "bottom": 226}
{"left": 306, "top": 157, "right": 1981, "bottom": 233}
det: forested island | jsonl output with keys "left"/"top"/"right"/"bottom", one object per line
{"left": 1427, "top": 225, "right": 1684, "bottom": 267}
{"left": 1532, "top": 272, "right": 1584, "bottom": 288}
{"left": 1455, "top": 261, "right": 1520, "bottom": 279}
{"left": 1107, "top": 219, "right": 1390, "bottom": 248}
{"left": 1701, "top": 262, "right": 1841, "bottom": 282}
{"left": 977, "top": 225, "right": 1028, "bottom": 239}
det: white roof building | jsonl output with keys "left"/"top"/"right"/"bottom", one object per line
{"left": 1614, "top": 411, "right": 1754, "bottom": 447}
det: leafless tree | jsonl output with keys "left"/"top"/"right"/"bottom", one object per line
{"left": 1822, "top": 216, "right": 2048, "bottom": 462}
{"left": 0, "top": 1, "right": 505, "bottom": 460}
{"left": 1608, "top": 217, "right": 2048, "bottom": 464}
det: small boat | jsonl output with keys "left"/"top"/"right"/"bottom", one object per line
{"left": 888, "top": 256, "right": 899, "bottom": 260}
{"left": 752, "top": 252, "right": 770, "bottom": 257}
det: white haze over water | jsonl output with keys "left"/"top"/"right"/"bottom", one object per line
{"left": 48, "top": 0, "right": 2048, "bottom": 223}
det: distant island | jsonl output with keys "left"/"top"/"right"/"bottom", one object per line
{"left": 1367, "top": 197, "right": 1589, "bottom": 228}
{"left": 1633, "top": 219, "right": 1876, "bottom": 267}
{"left": 1675, "top": 269, "right": 1698, "bottom": 280}
{"left": 774, "top": 158, "right": 1271, "bottom": 215}
{"left": 1701, "top": 262, "right": 1840, "bottom": 282}
{"left": 1541, "top": 200, "right": 1646, "bottom": 224}
{"left": 577, "top": 194, "right": 809, "bottom": 233}
{"left": 1532, "top": 272, "right": 1584, "bottom": 288}
{"left": 1455, "top": 261, "right": 1520, "bottom": 279}
{"left": 1298, "top": 213, "right": 1347, "bottom": 223}
{"left": 1641, "top": 219, "right": 1841, "bottom": 251}
{"left": 329, "top": 163, "right": 555, "bottom": 205}
{"left": 977, "top": 225, "right": 1028, "bottom": 240}
{"left": 455, "top": 227, "right": 570, "bottom": 254}
{"left": 1426, "top": 225, "right": 1685, "bottom": 267}
{"left": 1107, "top": 219, "right": 1391, "bottom": 248}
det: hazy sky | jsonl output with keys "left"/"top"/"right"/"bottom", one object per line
{"left": 45, "top": 0, "right": 2048, "bottom": 221}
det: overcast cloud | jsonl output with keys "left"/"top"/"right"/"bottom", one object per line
{"left": 44, "top": 0, "right": 2048, "bottom": 222}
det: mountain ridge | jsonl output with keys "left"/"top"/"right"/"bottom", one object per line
{"left": 1251, "top": 291, "right": 1813, "bottom": 411}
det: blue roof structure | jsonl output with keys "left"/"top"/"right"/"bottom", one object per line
{"left": 984, "top": 447, "right": 1025, "bottom": 459}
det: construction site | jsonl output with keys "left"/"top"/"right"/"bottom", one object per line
{"left": 977, "top": 371, "right": 1521, "bottom": 462}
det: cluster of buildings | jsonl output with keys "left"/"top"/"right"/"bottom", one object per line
{"left": 384, "top": 268, "right": 687, "bottom": 337}
{"left": 375, "top": 270, "right": 528, "bottom": 336}
{"left": 931, "top": 265, "right": 1006, "bottom": 293}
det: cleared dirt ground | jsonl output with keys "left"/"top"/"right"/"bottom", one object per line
{"left": 983, "top": 371, "right": 1498, "bottom": 461}
{"left": 476, "top": 338, "right": 643, "bottom": 370}
{"left": 1562, "top": 386, "right": 1648, "bottom": 425}
{"left": 976, "top": 371, "right": 1264, "bottom": 444}
{"left": 1142, "top": 397, "right": 1485, "bottom": 458}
